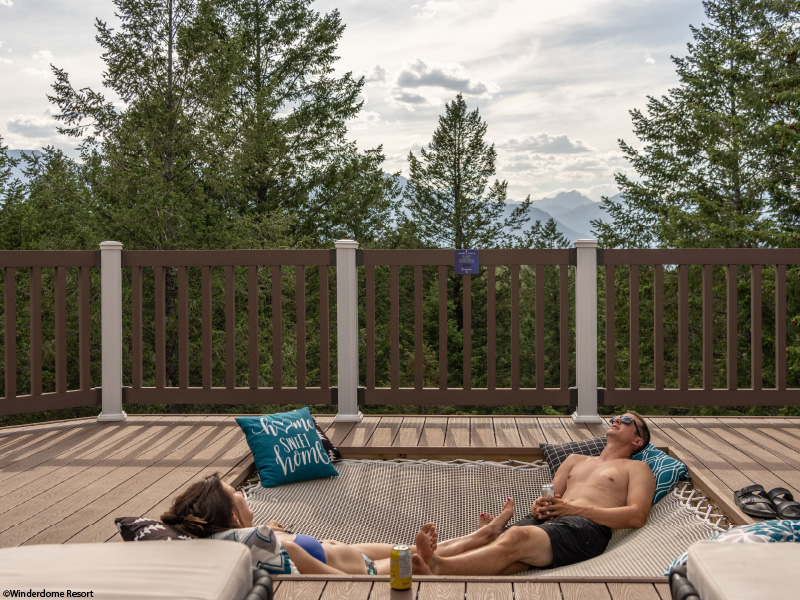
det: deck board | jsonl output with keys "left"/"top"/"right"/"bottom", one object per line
{"left": 3, "top": 413, "right": 800, "bottom": 596}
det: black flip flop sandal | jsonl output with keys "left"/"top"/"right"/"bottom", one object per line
{"left": 767, "top": 487, "right": 800, "bottom": 520}
{"left": 734, "top": 484, "right": 778, "bottom": 519}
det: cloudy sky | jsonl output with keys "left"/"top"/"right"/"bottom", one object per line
{"left": 0, "top": 0, "right": 707, "bottom": 202}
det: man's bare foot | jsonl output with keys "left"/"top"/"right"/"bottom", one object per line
{"left": 478, "top": 498, "right": 515, "bottom": 538}
{"left": 413, "top": 522, "right": 440, "bottom": 574}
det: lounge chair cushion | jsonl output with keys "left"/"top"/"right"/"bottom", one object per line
{"left": 236, "top": 407, "right": 339, "bottom": 487}
{"left": 630, "top": 443, "right": 689, "bottom": 503}
{"left": 686, "top": 539, "right": 800, "bottom": 600}
{"left": 666, "top": 519, "right": 800, "bottom": 573}
{"left": 0, "top": 540, "right": 253, "bottom": 600}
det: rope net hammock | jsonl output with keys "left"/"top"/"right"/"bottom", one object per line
{"left": 243, "top": 458, "right": 725, "bottom": 577}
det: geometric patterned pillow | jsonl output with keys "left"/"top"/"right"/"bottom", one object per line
{"left": 115, "top": 516, "right": 193, "bottom": 541}
{"left": 211, "top": 525, "right": 299, "bottom": 575}
{"left": 631, "top": 443, "right": 689, "bottom": 503}
{"left": 539, "top": 437, "right": 606, "bottom": 477}
{"left": 665, "top": 520, "right": 800, "bottom": 574}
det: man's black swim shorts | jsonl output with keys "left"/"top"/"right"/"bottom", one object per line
{"left": 507, "top": 514, "right": 612, "bottom": 567}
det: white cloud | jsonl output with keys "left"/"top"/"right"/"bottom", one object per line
{"left": 413, "top": 1, "right": 459, "bottom": 19}
{"left": 644, "top": 53, "right": 656, "bottom": 64}
{"left": 396, "top": 59, "right": 497, "bottom": 97}
{"left": 0, "top": 58, "right": 11, "bottom": 65}
{"left": 506, "top": 133, "right": 593, "bottom": 154}
{"left": 23, "top": 67, "right": 49, "bottom": 79}
{"left": 32, "top": 50, "right": 54, "bottom": 63}
{"left": 0, "top": 0, "right": 13, "bottom": 7}
{"left": 6, "top": 114, "right": 57, "bottom": 138}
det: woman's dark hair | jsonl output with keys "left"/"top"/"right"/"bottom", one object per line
{"left": 161, "top": 473, "right": 234, "bottom": 538}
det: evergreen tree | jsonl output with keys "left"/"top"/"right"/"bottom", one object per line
{"left": 593, "top": 0, "right": 793, "bottom": 249}
{"left": 402, "top": 93, "right": 531, "bottom": 250}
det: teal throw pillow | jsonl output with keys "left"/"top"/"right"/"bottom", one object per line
{"left": 665, "top": 520, "right": 800, "bottom": 574}
{"left": 631, "top": 443, "right": 688, "bottom": 503}
{"left": 236, "top": 408, "right": 339, "bottom": 488}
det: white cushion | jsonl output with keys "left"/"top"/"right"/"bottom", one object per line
{"left": 0, "top": 540, "right": 253, "bottom": 600}
{"left": 688, "top": 540, "right": 800, "bottom": 600}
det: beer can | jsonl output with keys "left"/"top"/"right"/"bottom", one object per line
{"left": 541, "top": 484, "right": 555, "bottom": 497}
{"left": 390, "top": 544, "right": 412, "bottom": 590}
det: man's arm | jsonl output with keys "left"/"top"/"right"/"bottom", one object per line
{"left": 536, "top": 461, "right": 655, "bottom": 529}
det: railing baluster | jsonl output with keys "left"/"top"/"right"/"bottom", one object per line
{"left": 727, "top": 265, "right": 737, "bottom": 390}
{"left": 365, "top": 264, "right": 375, "bottom": 389}
{"left": 296, "top": 265, "right": 306, "bottom": 390}
{"left": 30, "top": 267, "right": 41, "bottom": 396}
{"left": 248, "top": 265, "right": 259, "bottom": 389}
{"left": 54, "top": 266, "right": 67, "bottom": 394}
{"left": 559, "top": 264, "right": 569, "bottom": 391}
{"left": 751, "top": 264, "right": 762, "bottom": 390}
{"left": 154, "top": 265, "right": 165, "bottom": 388}
{"left": 390, "top": 264, "right": 399, "bottom": 390}
{"left": 132, "top": 266, "right": 142, "bottom": 388}
{"left": 415, "top": 265, "right": 423, "bottom": 390}
{"left": 79, "top": 266, "right": 91, "bottom": 391}
{"left": 201, "top": 266, "right": 212, "bottom": 389}
{"left": 654, "top": 264, "right": 664, "bottom": 390}
{"left": 606, "top": 264, "right": 615, "bottom": 391}
{"left": 487, "top": 265, "right": 496, "bottom": 390}
{"left": 5, "top": 267, "right": 16, "bottom": 400}
{"left": 463, "top": 273, "right": 471, "bottom": 390}
{"left": 272, "top": 265, "right": 282, "bottom": 389}
{"left": 319, "top": 265, "right": 330, "bottom": 389}
{"left": 178, "top": 266, "right": 189, "bottom": 389}
{"left": 535, "top": 264, "right": 545, "bottom": 391}
{"left": 438, "top": 265, "right": 447, "bottom": 390}
{"left": 630, "top": 265, "right": 639, "bottom": 390}
{"left": 678, "top": 264, "right": 689, "bottom": 391}
{"left": 225, "top": 266, "right": 235, "bottom": 389}
{"left": 511, "top": 264, "right": 520, "bottom": 390}
{"left": 702, "top": 264, "right": 713, "bottom": 390}
{"left": 776, "top": 264, "right": 787, "bottom": 390}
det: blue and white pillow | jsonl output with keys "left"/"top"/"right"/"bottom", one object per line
{"left": 631, "top": 443, "right": 689, "bottom": 503}
{"left": 666, "top": 520, "right": 800, "bottom": 574}
{"left": 213, "top": 525, "right": 299, "bottom": 575}
{"left": 236, "top": 408, "right": 339, "bottom": 488}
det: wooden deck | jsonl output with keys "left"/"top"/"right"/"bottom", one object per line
{"left": 2, "top": 414, "right": 799, "bottom": 599}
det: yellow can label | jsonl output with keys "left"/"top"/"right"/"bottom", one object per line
{"left": 390, "top": 544, "right": 412, "bottom": 590}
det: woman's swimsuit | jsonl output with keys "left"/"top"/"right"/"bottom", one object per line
{"left": 291, "top": 533, "right": 378, "bottom": 574}
{"left": 293, "top": 533, "right": 327, "bottom": 564}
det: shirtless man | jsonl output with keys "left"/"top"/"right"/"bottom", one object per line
{"left": 413, "top": 411, "right": 656, "bottom": 574}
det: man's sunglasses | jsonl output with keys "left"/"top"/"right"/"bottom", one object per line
{"left": 609, "top": 415, "right": 642, "bottom": 439}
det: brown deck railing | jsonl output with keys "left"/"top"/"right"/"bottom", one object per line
{"left": 121, "top": 250, "right": 333, "bottom": 406}
{"left": 2, "top": 243, "right": 800, "bottom": 417}
{"left": 361, "top": 249, "right": 574, "bottom": 406}
{"left": 0, "top": 251, "right": 100, "bottom": 415}
{"left": 601, "top": 249, "right": 800, "bottom": 406}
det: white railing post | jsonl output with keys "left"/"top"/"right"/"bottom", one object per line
{"left": 573, "top": 239, "right": 602, "bottom": 423}
{"left": 97, "top": 241, "right": 126, "bottom": 422}
{"left": 334, "top": 239, "right": 363, "bottom": 422}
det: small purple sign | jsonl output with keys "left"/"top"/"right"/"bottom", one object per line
{"left": 454, "top": 249, "right": 479, "bottom": 275}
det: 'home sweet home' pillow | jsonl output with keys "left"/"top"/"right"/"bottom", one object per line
{"left": 236, "top": 408, "right": 339, "bottom": 488}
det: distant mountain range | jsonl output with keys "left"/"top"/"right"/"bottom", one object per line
{"left": 5, "top": 150, "right": 617, "bottom": 242}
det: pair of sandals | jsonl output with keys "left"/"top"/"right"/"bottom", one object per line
{"left": 734, "top": 484, "right": 800, "bottom": 519}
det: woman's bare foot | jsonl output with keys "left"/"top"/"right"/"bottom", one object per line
{"left": 479, "top": 498, "right": 515, "bottom": 539}
{"left": 412, "top": 522, "right": 439, "bottom": 574}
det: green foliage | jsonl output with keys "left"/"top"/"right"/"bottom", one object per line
{"left": 402, "top": 93, "right": 531, "bottom": 250}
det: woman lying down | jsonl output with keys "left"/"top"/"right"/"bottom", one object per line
{"left": 161, "top": 473, "right": 514, "bottom": 575}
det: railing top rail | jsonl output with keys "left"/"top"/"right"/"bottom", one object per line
{"left": 362, "top": 248, "right": 572, "bottom": 266}
{"left": 0, "top": 250, "right": 100, "bottom": 268}
{"left": 121, "top": 249, "right": 332, "bottom": 267}
{"left": 602, "top": 248, "right": 800, "bottom": 266}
